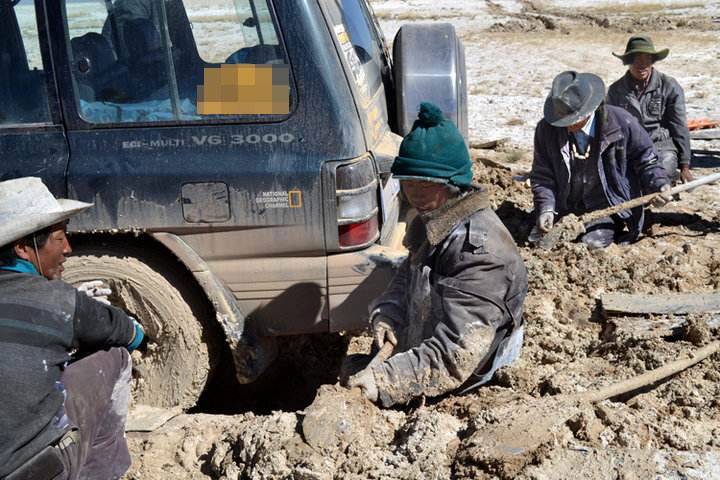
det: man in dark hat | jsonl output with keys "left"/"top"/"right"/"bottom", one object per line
{"left": 607, "top": 35, "right": 692, "bottom": 183}
{"left": 530, "top": 71, "right": 672, "bottom": 248}
{"left": 347, "top": 102, "right": 528, "bottom": 407}
{"left": 0, "top": 177, "right": 144, "bottom": 480}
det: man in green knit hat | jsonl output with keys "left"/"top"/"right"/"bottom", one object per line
{"left": 347, "top": 102, "right": 528, "bottom": 407}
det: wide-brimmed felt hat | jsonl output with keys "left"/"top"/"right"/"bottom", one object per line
{"left": 613, "top": 35, "right": 669, "bottom": 64}
{"left": 543, "top": 71, "right": 605, "bottom": 128}
{"left": 392, "top": 102, "right": 472, "bottom": 187}
{"left": 0, "top": 177, "right": 92, "bottom": 248}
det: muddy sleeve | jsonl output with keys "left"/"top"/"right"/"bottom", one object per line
{"left": 626, "top": 116, "right": 670, "bottom": 192}
{"left": 372, "top": 252, "right": 510, "bottom": 407}
{"left": 530, "top": 121, "right": 558, "bottom": 214}
{"left": 664, "top": 82, "right": 691, "bottom": 166}
{"left": 369, "top": 257, "right": 410, "bottom": 328}
{"left": 72, "top": 291, "right": 135, "bottom": 350}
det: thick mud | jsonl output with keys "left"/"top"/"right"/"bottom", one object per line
{"left": 126, "top": 1, "right": 720, "bottom": 478}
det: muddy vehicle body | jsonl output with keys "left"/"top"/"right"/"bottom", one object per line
{"left": 1, "top": 0, "right": 467, "bottom": 408}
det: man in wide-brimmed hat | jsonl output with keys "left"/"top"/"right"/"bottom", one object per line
{"left": 0, "top": 177, "right": 144, "bottom": 479}
{"left": 530, "top": 71, "right": 672, "bottom": 248}
{"left": 347, "top": 102, "right": 527, "bottom": 407}
{"left": 607, "top": 35, "right": 692, "bottom": 183}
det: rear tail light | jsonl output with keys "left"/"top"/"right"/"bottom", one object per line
{"left": 339, "top": 216, "right": 378, "bottom": 247}
{"left": 336, "top": 156, "right": 379, "bottom": 248}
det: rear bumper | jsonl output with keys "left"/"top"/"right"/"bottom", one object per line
{"left": 327, "top": 243, "right": 407, "bottom": 332}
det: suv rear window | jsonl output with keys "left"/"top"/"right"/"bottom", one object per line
{"left": 64, "top": 0, "right": 291, "bottom": 124}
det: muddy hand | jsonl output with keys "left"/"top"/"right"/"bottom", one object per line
{"left": 651, "top": 183, "right": 673, "bottom": 208}
{"left": 347, "top": 367, "right": 378, "bottom": 402}
{"left": 77, "top": 280, "right": 112, "bottom": 305}
{"left": 372, "top": 314, "right": 397, "bottom": 349}
{"left": 537, "top": 211, "right": 554, "bottom": 233}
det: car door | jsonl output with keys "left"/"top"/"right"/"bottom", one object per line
{"left": 0, "top": 0, "right": 69, "bottom": 196}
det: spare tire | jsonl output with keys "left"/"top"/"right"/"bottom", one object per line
{"left": 393, "top": 23, "right": 468, "bottom": 139}
{"left": 64, "top": 248, "right": 212, "bottom": 410}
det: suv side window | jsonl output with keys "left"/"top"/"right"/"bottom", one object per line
{"left": 0, "top": 0, "right": 52, "bottom": 126}
{"left": 64, "top": 0, "right": 290, "bottom": 124}
{"left": 324, "top": 0, "right": 384, "bottom": 107}
{"left": 189, "top": 1, "right": 281, "bottom": 64}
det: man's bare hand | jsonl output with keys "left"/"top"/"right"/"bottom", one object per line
{"left": 680, "top": 165, "right": 694, "bottom": 184}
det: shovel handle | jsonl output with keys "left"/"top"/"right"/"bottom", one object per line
{"left": 367, "top": 342, "right": 394, "bottom": 370}
{"left": 582, "top": 171, "right": 720, "bottom": 224}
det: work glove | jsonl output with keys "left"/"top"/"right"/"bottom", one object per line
{"left": 651, "top": 183, "right": 673, "bottom": 208}
{"left": 347, "top": 367, "right": 378, "bottom": 402}
{"left": 372, "top": 314, "right": 397, "bottom": 349}
{"left": 77, "top": 280, "right": 112, "bottom": 305}
{"left": 537, "top": 211, "right": 554, "bottom": 233}
{"left": 127, "top": 318, "right": 146, "bottom": 353}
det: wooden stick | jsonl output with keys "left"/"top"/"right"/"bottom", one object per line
{"left": 571, "top": 341, "right": 720, "bottom": 404}
{"left": 539, "top": 172, "right": 720, "bottom": 250}
{"left": 580, "top": 172, "right": 720, "bottom": 225}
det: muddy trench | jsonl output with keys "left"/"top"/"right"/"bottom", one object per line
{"left": 190, "top": 333, "right": 353, "bottom": 416}
{"left": 125, "top": 1, "right": 720, "bottom": 478}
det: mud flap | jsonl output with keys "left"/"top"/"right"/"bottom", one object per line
{"left": 197, "top": 269, "right": 278, "bottom": 384}
{"left": 151, "top": 232, "right": 277, "bottom": 384}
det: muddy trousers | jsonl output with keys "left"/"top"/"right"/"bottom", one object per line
{"left": 58, "top": 348, "right": 133, "bottom": 480}
{"left": 657, "top": 149, "right": 680, "bottom": 182}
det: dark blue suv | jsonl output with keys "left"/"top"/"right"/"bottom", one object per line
{"left": 0, "top": 0, "right": 467, "bottom": 409}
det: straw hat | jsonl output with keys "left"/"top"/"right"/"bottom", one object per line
{"left": 0, "top": 177, "right": 92, "bottom": 248}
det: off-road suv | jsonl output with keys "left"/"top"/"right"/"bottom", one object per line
{"left": 1, "top": 0, "right": 467, "bottom": 408}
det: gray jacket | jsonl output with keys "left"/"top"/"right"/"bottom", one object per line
{"left": 0, "top": 271, "right": 135, "bottom": 477}
{"left": 369, "top": 189, "right": 528, "bottom": 407}
{"left": 607, "top": 69, "right": 691, "bottom": 165}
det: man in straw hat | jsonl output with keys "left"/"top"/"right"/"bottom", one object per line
{"left": 0, "top": 177, "right": 144, "bottom": 479}
{"left": 530, "top": 71, "right": 672, "bottom": 248}
{"left": 607, "top": 35, "right": 692, "bottom": 183}
{"left": 347, "top": 102, "right": 527, "bottom": 407}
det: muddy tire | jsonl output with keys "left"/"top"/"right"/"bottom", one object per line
{"left": 64, "top": 250, "right": 211, "bottom": 410}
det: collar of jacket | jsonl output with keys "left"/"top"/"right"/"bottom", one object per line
{"left": 0, "top": 258, "right": 40, "bottom": 275}
{"left": 559, "top": 105, "right": 621, "bottom": 174}
{"left": 623, "top": 69, "right": 660, "bottom": 95}
{"left": 404, "top": 186, "right": 491, "bottom": 250}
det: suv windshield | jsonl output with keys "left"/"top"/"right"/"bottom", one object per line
{"left": 64, "top": 0, "right": 291, "bottom": 124}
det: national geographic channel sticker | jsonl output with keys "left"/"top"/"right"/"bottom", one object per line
{"left": 255, "top": 190, "right": 302, "bottom": 209}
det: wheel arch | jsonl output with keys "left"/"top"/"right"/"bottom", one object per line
{"left": 67, "top": 230, "right": 277, "bottom": 384}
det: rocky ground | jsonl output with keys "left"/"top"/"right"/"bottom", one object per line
{"left": 126, "top": 1, "right": 720, "bottom": 478}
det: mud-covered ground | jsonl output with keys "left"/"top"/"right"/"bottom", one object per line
{"left": 126, "top": 2, "right": 720, "bottom": 478}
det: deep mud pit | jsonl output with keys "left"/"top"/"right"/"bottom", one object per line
{"left": 126, "top": 1, "right": 720, "bottom": 478}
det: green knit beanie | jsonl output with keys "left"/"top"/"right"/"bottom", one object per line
{"left": 392, "top": 102, "right": 472, "bottom": 187}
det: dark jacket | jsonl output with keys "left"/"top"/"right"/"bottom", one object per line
{"left": 0, "top": 271, "right": 135, "bottom": 477}
{"left": 369, "top": 189, "right": 528, "bottom": 407}
{"left": 531, "top": 104, "right": 670, "bottom": 239}
{"left": 607, "top": 70, "right": 691, "bottom": 166}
